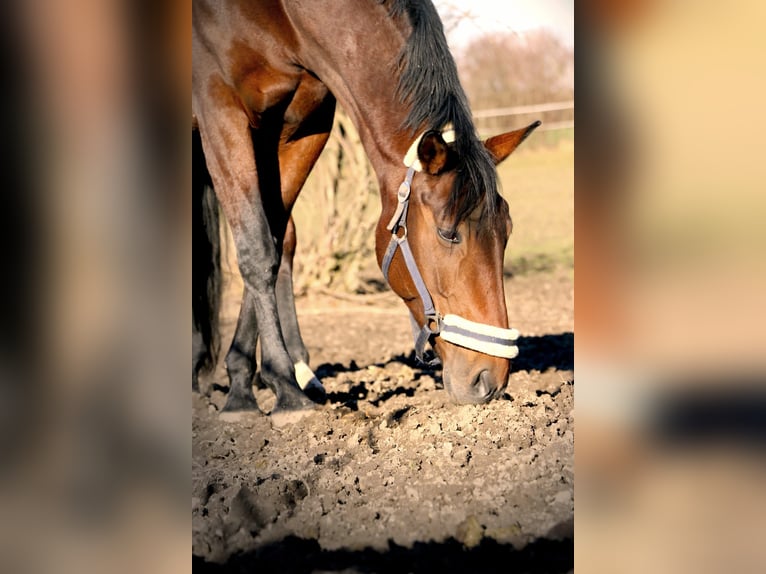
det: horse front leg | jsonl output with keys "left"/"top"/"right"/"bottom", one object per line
{"left": 223, "top": 292, "right": 260, "bottom": 411}
{"left": 220, "top": 132, "right": 333, "bottom": 409}
{"left": 271, "top": 95, "right": 335, "bottom": 402}
{"left": 196, "top": 102, "right": 315, "bottom": 423}
{"left": 223, "top": 218, "right": 311, "bottom": 407}
{"left": 276, "top": 217, "right": 325, "bottom": 402}
{"left": 223, "top": 216, "right": 323, "bottom": 410}
{"left": 276, "top": 217, "right": 308, "bottom": 365}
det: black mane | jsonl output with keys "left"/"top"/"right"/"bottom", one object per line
{"left": 386, "top": 0, "right": 500, "bottom": 229}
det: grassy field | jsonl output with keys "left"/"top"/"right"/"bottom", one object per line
{"left": 498, "top": 136, "right": 573, "bottom": 275}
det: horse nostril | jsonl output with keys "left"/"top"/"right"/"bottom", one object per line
{"left": 472, "top": 369, "right": 495, "bottom": 400}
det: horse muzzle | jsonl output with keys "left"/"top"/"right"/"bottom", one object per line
{"left": 440, "top": 351, "right": 510, "bottom": 404}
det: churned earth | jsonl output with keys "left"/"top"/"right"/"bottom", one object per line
{"left": 192, "top": 269, "right": 573, "bottom": 573}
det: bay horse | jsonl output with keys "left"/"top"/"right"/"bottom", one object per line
{"left": 192, "top": 0, "right": 539, "bottom": 422}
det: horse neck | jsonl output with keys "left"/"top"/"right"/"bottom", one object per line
{"left": 289, "top": 2, "right": 417, "bottom": 195}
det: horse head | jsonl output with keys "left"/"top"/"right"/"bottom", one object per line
{"left": 377, "top": 121, "right": 540, "bottom": 404}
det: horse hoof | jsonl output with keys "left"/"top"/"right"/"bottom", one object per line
{"left": 294, "top": 361, "right": 327, "bottom": 404}
{"left": 269, "top": 385, "right": 317, "bottom": 426}
{"left": 221, "top": 391, "right": 260, "bottom": 413}
{"left": 304, "top": 381, "right": 327, "bottom": 405}
{"left": 295, "top": 361, "right": 326, "bottom": 391}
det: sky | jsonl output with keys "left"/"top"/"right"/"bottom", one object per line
{"left": 434, "top": 0, "right": 574, "bottom": 49}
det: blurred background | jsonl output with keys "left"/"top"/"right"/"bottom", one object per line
{"left": 574, "top": 1, "right": 766, "bottom": 573}
{"left": 0, "top": 0, "right": 764, "bottom": 572}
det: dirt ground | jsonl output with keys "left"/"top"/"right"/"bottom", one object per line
{"left": 192, "top": 268, "right": 573, "bottom": 572}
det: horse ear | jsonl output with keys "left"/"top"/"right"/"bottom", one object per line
{"left": 417, "top": 131, "right": 452, "bottom": 175}
{"left": 483, "top": 121, "right": 541, "bottom": 165}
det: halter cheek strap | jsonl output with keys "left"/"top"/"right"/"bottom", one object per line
{"left": 382, "top": 167, "right": 442, "bottom": 365}
{"left": 382, "top": 133, "right": 519, "bottom": 364}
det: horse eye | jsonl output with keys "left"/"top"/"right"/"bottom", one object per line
{"left": 437, "top": 228, "right": 461, "bottom": 244}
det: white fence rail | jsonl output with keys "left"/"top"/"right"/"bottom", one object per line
{"left": 472, "top": 100, "right": 574, "bottom": 132}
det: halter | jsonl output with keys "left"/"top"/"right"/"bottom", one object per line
{"left": 381, "top": 127, "right": 520, "bottom": 365}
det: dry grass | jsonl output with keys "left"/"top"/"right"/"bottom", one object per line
{"left": 498, "top": 137, "right": 574, "bottom": 275}
{"left": 291, "top": 111, "right": 380, "bottom": 294}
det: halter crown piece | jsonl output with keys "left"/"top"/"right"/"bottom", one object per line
{"left": 381, "top": 125, "right": 519, "bottom": 365}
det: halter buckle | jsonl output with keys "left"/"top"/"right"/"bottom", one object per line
{"left": 424, "top": 312, "right": 442, "bottom": 335}
{"left": 397, "top": 180, "right": 411, "bottom": 202}
{"left": 387, "top": 178, "right": 412, "bottom": 232}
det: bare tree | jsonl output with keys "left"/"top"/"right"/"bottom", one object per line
{"left": 457, "top": 29, "right": 573, "bottom": 132}
{"left": 433, "top": 0, "right": 476, "bottom": 38}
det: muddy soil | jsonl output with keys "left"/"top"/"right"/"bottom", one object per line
{"left": 192, "top": 269, "right": 574, "bottom": 572}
